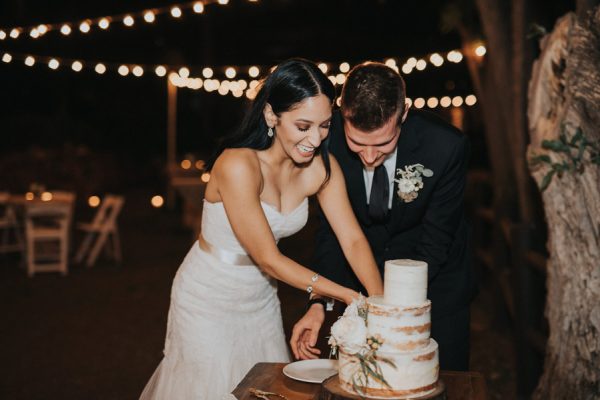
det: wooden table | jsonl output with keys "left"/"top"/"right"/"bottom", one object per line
{"left": 232, "top": 363, "right": 488, "bottom": 400}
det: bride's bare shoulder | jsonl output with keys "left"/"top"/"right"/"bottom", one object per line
{"left": 212, "top": 148, "right": 261, "bottom": 181}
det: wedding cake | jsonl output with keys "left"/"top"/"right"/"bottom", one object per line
{"left": 331, "top": 259, "right": 439, "bottom": 399}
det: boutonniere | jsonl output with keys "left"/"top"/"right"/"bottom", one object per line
{"left": 394, "top": 164, "right": 433, "bottom": 203}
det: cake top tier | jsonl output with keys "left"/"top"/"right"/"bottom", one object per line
{"left": 383, "top": 259, "right": 428, "bottom": 306}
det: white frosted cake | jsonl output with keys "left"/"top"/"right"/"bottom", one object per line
{"left": 334, "top": 259, "right": 439, "bottom": 399}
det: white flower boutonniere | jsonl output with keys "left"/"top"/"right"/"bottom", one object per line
{"left": 394, "top": 164, "right": 433, "bottom": 203}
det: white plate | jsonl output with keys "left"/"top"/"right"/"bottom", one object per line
{"left": 282, "top": 359, "right": 338, "bottom": 383}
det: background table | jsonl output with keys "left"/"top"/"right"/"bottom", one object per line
{"left": 232, "top": 363, "right": 488, "bottom": 400}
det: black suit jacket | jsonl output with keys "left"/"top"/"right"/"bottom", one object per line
{"left": 315, "top": 109, "right": 473, "bottom": 317}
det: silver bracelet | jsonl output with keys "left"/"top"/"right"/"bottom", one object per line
{"left": 306, "top": 273, "right": 319, "bottom": 294}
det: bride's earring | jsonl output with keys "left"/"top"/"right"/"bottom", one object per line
{"left": 267, "top": 127, "right": 274, "bottom": 137}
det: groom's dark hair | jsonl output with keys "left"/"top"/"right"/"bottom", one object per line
{"left": 341, "top": 62, "right": 406, "bottom": 132}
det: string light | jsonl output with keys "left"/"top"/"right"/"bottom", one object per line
{"left": 385, "top": 58, "right": 397, "bottom": 68}
{"left": 71, "top": 61, "right": 83, "bottom": 71}
{"left": 179, "top": 67, "right": 190, "bottom": 78}
{"left": 48, "top": 58, "right": 60, "bottom": 69}
{"left": 193, "top": 2, "right": 205, "bottom": 13}
{"left": 225, "top": 67, "right": 236, "bottom": 78}
{"left": 180, "top": 159, "right": 192, "bottom": 169}
{"left": 248, "top": 66, "right": 260, "bottom": 78}
{"left": 2, "top": 53, "right": 12, "bottom": 63}
{"left": 79, "top": 21, "right": 91, "bottom": 33}
{"left": 335, "top": 73, "right": 346, "bottom": 85}
{"left": 440, "top": 96, "right": 451, "bottom": 108}
{"left": 38, "top": 24, "right": 48, "bottom": 35}
{"left": 401, "top": 64, "right": 413, "bottom": 75}
{"left": 60, "top": 24, "right": 71, "bottom": 35}
{"left": 218, "top": 0, "right": 230, "bottom": 4}
{"left": 414, "top": 98, "right": 425, "bottom": 109}
{"left": 201, "top": 172, "right": 211, "bottom": 183}
{"left": 88, "top": 196, "right": 101, "bottom": 207}
{"left": 30, "top": 28, "right": 40, "bottom": 38}
{"left": 475, "top": 45, "right": 487, "bottom": 57}
{"left": 155, "top": 65, "right": 167, "bottom": 77}
{"left": 427, "top": 97, "right": 438, "bottom": 108}
{"left": 452, "top": 96, "right": 464, "bottom": 107}
{"left": 318, "top": 63, "right": 328, "bottom": 74}
{"left": 144, "top": 11, "right": 156, "bottom": 23}
{"left": 429, "top": 53, "right": 444, "bottom": 67}
{"left": 24, "top": 56, "right": 35, "bottom": 66}
{"left": 171, "top": 7, "right": 183, "bottom": 18}
{"left": 416, "top": 59, "right": 427, "bottom": 71}
{"left": 123, "top": 15, "right": 135, "bottom": 27}
{"left": 465, "top": 94, "right": 477, "bottom": 106}
{"left": 95, "top": 63, "right": 107, "bottom": 74}
{"left": 132, "top": 65, "right": 144, "bottom": 77}
{"left": 98, "top": 18, "right": 110, "bottom": 29}
{"left": 339, "top": 62, "right": 350, "bottom": 73}
{"left": 118, "top": 65, "right": 129, "bottom": 76}
{"left": 0, "top": 30, "right": 6, "bottom": 40}
{"left": 202, "top": 67, "right": 213, "bottom": 78}
{"left": 151, "top": 195, "right": 164, "bottom": 208}
{"left": 10, "top": 28, "right": 20, "bottom": 38}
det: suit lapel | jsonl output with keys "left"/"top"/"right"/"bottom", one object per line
{"left": 387, "top": 112, "right": 421, "bottom": 228}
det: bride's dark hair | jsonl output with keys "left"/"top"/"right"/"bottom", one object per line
{"left": 207, "top": 58, "right": 336, "bottom": 184}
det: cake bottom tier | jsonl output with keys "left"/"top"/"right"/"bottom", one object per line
{"left": 338, "top": 339, "right": 439, "bottom": 399}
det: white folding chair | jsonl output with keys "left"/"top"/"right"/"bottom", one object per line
{"left": 25, "top": 202, "right": 72, "bottom": 277}
{"left": 0, "top": 192, "right": 25, "bottom": 255}
{"left": 74, "top": 195, "right": 125, "bottom": 268}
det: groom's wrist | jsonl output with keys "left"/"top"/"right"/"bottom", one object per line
{"left": 306, "top": 297, "right": 327, "bottom": 312}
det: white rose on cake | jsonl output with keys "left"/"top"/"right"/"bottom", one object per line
{"left": 329, "top": 315, "right": 368, "bottom": 354}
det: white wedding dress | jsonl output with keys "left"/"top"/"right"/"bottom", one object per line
{"left": 140, "top": 198, "right": 309, "bottom": 400}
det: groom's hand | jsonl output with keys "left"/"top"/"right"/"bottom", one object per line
{"left": 290, "top": 304, "right": 325, "bottom": 359}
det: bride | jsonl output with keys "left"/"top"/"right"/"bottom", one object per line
{"left": 140, "top": 59, "right": 383, "bottom": 399}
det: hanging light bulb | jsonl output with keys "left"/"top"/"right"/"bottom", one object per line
{"left": 2, "top": 53, "right": 12, "bottom": 63}
{"left": 155, "top": 66, "right": 167, "bottom": 77}
{"left": 218, "top": 0, "right": 230, "bottom": 4}
{"left": 416, "top": 59, "right": 427, "bottom": 71}
{"left": 118, "top": 65, "right": 130, "bottom": 76}
{"left": 401, "top": 64, "right": 413, "bottom": 75}
{"left": 339, "top": 62, "right": 350, "bottom": 73}
{"left": 171, "top": 7, "right": 182, "bottom": 18}
{"left": 98, "top": 18, "right": 110, "bottom": 29}
{"left": 248, "top": 66, "right": 260, "bottom": 78}
{"left": 10, "top": 28, "right": 20, "bottom": 38}
{"left": 318, "top": 63, "right": 328, "bottom": 73}
{"left": 48, "top": 58, "right": 60, "bottom": 70}
{"left": 452, "top": 96, "right": 464, "bottom": 107}
{"left": 335, "top": 73, "right": 346, "bottom": 85}
{"left": 225, "top": 67, "right": 236, "bottom": 79}
{"left": 465, "top": 95, "right": 477, "bottom": 106}
{"left": 193, "top": 2, "right": 205, "bottom": 13}
{"left": 71, "top": 61, "right": 83, "bottom": 72}
{"left": 414, "top": 98, "right": 425, "bottom": 109}
{"left": 95, "top": 63, "right": 107, "bottom": 74}
{"left": 144, "top": 11, "right": 156, "bottom": 23}
{"left": 132, "top": 66, "right": 144, "bottom": 77}
{"left": 37, "top": 25, "right": 48, "bottom": 35}
{"left": 29, "top": 28, "right": 40, "bottom": 38}
{"left": 79, "top": 21, "right": 91, "bottom": 33}
{"left": 178, "top": 67, "right": 190, "bottom": 78}
{"left": 427, "top": 97, "right": 439, "bottom": 108}
{"left": 123, "top": 15, "right": 135, "bottom": 27}
{"left": 60, "top": 24, "right": 71, "bottom": 35}
{"left": 202, "top": 67, "right": 213, "bottom": 78}
{"left": 24, "top": 56, "right": 35, "bottom": 66}
{"left": 385, "top": 58, "right": 397, "bottom": 68}
{"left": 0, "top": 30, "right": 6, "bottom": 40}
{"left": 475, "top": 45, "right": 487, "bottom": 57}
{"left": 440, "top": 96, "right": 451, "bottom": 108}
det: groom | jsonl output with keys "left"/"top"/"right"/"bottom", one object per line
{"left": 291, "top": 62, "right": 474, "bottom": 371}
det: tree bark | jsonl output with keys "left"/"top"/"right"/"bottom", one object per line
{"left": 528, "top": 7, "right": 600, "bottom": 400}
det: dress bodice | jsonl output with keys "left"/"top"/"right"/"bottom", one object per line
{"left": 200, "top": 198, "right": 309, "bottom": 255}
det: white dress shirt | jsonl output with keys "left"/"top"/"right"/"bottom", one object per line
{"left": 363, "top": 147, "right": 398, "bottom": 209}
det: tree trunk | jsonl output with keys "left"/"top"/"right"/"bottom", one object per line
{"left": 528, "top": 7, "right": 600, "bottom": 399}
